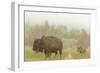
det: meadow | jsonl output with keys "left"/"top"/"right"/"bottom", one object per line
{"left": 24, "top": 39, "right": 90, "bottom": 61}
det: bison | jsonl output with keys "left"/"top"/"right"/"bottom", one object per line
{"left": 77, "top": 46, "right": 86, "bottom": 53}
{"left": 32, "top": 36, "right": 63, "bottom": 58}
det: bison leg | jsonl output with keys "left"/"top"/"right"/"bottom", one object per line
{"left": 59, "top": 49, "right": 62, "bottom": 58}
{"left": 44, "top": 49, "right": 51, "bottom": 59}
{"left": 55, "top": 51, "right": 57, "bottom": 56}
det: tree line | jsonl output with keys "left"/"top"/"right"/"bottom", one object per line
{"left": 25, "top": 20, "right": 90, "bottom": 49}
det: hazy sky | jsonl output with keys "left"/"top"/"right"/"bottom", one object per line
{"left": 25, "top": 11, "right": 91, "bottom": 30}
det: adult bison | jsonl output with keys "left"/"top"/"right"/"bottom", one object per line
{"left": 32, "top": 36, "right": 63, "bottom": 58}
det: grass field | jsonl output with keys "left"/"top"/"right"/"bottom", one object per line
{"left": 24, "top": 46, "right": 90, "bottom": 62}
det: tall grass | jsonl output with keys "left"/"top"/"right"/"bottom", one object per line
{"left": 24, "top": 46, "right": 90, "bottom": 61}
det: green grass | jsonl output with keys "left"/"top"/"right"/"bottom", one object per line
{"left": 24, "top": 46, "right": 90, "bottom": 62}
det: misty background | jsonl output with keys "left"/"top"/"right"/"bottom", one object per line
{"left": 25, "top": 11, "right": 90, "bottom": 31}
{"left": 24, "top": 11, "right": 90, "bottom": 61}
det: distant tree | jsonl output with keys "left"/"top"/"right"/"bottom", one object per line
{"left": 77, "top": 29, "right": 90, "bottom": 53}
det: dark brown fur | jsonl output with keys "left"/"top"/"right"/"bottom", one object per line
{"left": 40, "top": 36, "right": 63, "bottom": 58}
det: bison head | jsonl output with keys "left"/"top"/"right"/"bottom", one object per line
{"left": 32, "top": 39, "right": 43, "bottom": 52}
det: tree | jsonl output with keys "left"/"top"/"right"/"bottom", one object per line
{"left": 77, "top": 29, "right": 90, "bottom": 53}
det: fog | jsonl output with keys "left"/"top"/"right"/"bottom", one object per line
{"left": 25, "top": 11, "right": 91, "bottom": 30}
